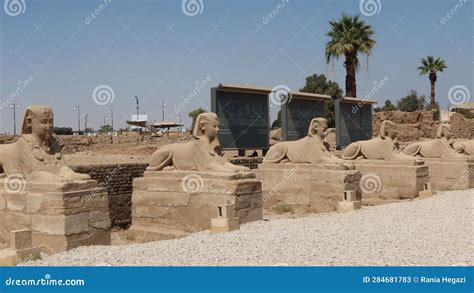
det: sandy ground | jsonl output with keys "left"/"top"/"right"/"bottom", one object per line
{"left": 24, "top": 189, "right": 473, "bottom": 266}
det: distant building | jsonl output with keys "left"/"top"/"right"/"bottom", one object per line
{"left": 129, "top": 114, "right": 149, "bottom": 131}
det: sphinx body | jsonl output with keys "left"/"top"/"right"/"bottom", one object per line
{"left": 147, "top": 112, "right": 249, "bottom": 173}
{"left": 263, "top": 118, "right": 345, "bottom": 164}
{"left": 403, "top": 124, "right": 463, "bottom": 158}
{"left": 452, "top": 140, "right": 474, "bottom": 156}
{"left": 0, "top": 106, "right": 90, "bottom": 182}
{"left": 342, "top": 120, "right": 413, "bottom": 161}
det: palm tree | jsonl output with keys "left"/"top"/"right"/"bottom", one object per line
{"left": 417, "top": 56, "right": 447, "bottom": 110}
{"left": 325, "top": 14, "right": 375, "bottom": 98}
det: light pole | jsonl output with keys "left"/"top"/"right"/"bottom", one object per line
{"left": 135, "top": 96, "right": 139, "bottom": 121}
{"left": 10, "top": 103, "right": 21, "bottom": 135}
{"left": 108, "top": 109, "right": 114, "bottom": 131}
{"left": 162, "top": 100, "right": 166, "bottom": 122}
{"left": 73, "top": 105, "right": 81, "bottom": 133}
{"left": 84, "top": 114, "right": 88, "bottom": 133}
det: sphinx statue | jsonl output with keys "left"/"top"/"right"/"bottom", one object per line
{"left": 403, "top": 124, "right": 464, "bottom": 158}
{"left": 0, "top": 106, "right": 90, "bottom": 182}
{"left": 147, "top": 112, "right": 249, "bottom": 172}
{"left": 263, "top": 117, "right": 345, "bottom": 164}
{"left": 452, "top": 140, "right": 474, "bottom": 156}
{"left": 342, "top": 120, "right": 412, "bottom": 160}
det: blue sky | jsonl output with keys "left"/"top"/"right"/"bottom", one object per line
{"left": 0, "top": 0, "right": 472, "bottom": 133}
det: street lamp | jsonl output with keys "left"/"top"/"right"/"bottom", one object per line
{"left": 10, "top": 103, "right": 21, "bottom": 135}
{"left": 84, "top": 114, "right": 88, "bottom": 133}
{"left": 107, "top": 109, "right": 114, "bottom": 131}
{"left": 73, "top": 105, "right": 81, "bottom": 133}
{"left": 135, "top": 96, "right": 139, "bottom": 121}
{"left": 162, "top": 100, "right": 166, "bottom": 122}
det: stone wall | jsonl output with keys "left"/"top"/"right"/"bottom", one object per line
{"left": 229, "top": 157, "right": 263, "bottom": 170}
{"left": 373, "top": 111, "right": 473, "bottom": 141}
{"left": 69, "top": 163, "right": 148, "bottom": 228}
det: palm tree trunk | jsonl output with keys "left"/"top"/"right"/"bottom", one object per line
{"left": 344, "top": 53, "right": 357, "bottom": 97}
{"left": 429, "top": 73, "right": 436, "bottom": 110}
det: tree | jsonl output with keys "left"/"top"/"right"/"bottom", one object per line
{"left": 271, "top": 110, "right": 282, "bottom": 129}
{"left": 417, "top": 56, "right": 447, "bottom": 110}
{"left": 397, "top": 90, "right": 426, "bottom": 112}
{"left": 300, "top": 73, "right": 343, "bottom": 127}
{"left": 325, "top": 14, "right": 376, "bottom": 97}
{"left": 381, "top": 99, "right": 397, "bottom": 111}
{"left": 99, "top": 125, "right": 113, "bottom": 133}
{"left": 53, "top": 127, "right": 73, "bottom": 135}
{"left": 188, "top": 107, "right": 207, "bottom": 131}
{"left": 84, "top": 127, "right": 95, "bottom": 134}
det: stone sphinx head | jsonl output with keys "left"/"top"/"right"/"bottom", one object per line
{"left": 380, "top": 121, "right": 398, "bottom": 141}
{"left": 22, "top": 106, "right": 54, "bottom": 141}
{"left": 436, "top": 124, "right": 452, "bottom": 140}
{"left": 193, "top": 112, "right": 220, "bottom": 142}
{"left": 308, "top": 118, "right": 328, "bottom": 139}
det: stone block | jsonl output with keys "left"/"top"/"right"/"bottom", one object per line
{"left": 256, "top": 163, "right": 361, "bottom": 214}
{"left": 210, "top": 218, "right": 240, "bottom": 233}
{"left": 338, "top": 201, "right": 362, "bottom": 212}
{"left": 9, "top": 230, "right": 32, "bottom": 250}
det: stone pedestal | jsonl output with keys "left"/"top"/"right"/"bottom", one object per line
{"left": 130, "top": 171, "right": 262, "bottom": 241}
{"left": 254, "top": 163, "right": 361, "bottom": 214}
{"left": 338, "top": 190, "right": 362, "bottom": 212}
{"left": 423, "top": 157, "right": 474, "bottom": 191}
{"left": 351, "top": 160, "right": 430, "bottom": 205}
{"left": 0, "top": 230, "right": 41, "bottom": 266}
{"left": 0, "top": 180, "right": 111, "bottom": 255}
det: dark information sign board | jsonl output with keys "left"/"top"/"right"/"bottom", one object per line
{"left": 211, "top": 87, "right": 269, "bottom": 150}
{"left": 335, "top": 100, "right": 373, "bottom": 149}
{"left": 282, "top": 98, "right": 326, "bottom": 141}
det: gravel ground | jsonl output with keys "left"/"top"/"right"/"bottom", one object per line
{"left": 25, "top": 190, "right": 473, "bottom": 266}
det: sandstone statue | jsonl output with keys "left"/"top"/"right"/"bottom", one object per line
{"left": 263, "top": 118, "right": 345, "bottom": 164}
{"left": 403, "top": 124, "right": 464, "bottom": 158}
{"left": 342, "top": 120, "right": 412, "bottom": 160}
{"left": 452, "top": 140, "right": 474, "bottom": 156}
{"left": 0, "top": 106, "right": 90, "bottom": 182}
{"left": 147, "top": 112, "right": 249, "bottom": 172}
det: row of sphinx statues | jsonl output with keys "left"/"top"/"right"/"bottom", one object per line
{"left": 0, "top": 105, "right": 472, "bottom": 182}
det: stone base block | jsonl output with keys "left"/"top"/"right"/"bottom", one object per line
{"left": 351, "top": 160, "right": 430, "bottom": 204}
{"left": 210, "top": 218, "right": 240, "bottom": 233}
{"left": 338, "top": 201, "right": 362, "bottom": 212}
{"left": 0, "top": 230, "right": 41, "bottom": 266}
{"left": 423, "top": 157, "right": 474, "bottom": 191}
{"left": 0, "top": 180, "right": 111, "bottom": 255}
{"left": 255, "top": 163, "right": 362, "bottom": 214}
{"left": 131, "top": 171, "right": 262, "bottom": 241}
